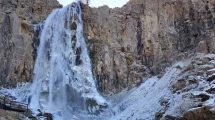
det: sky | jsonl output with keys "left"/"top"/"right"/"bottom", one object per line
{"left": 57, "top": 0, "right": 129, "bottom": 8}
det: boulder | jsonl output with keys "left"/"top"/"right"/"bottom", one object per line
{"left": 207, "top": 74, "right": 215, "bottom": 82}
{"left": 197, "top": 41, "right": 208, "bottom": 53}
{"left": 170, "top": 79, "right": 187, "bottom": 93}
{"left": 182, "top": 106, "right": 215, "bottom": 120}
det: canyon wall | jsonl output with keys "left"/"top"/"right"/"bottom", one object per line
{"left": 0, "top": 0, "right": 61, "bottom": 87}
{"left": 0, "top": 0, "right": 214, "bottom": 94}
{"left": 82, "top": 0, "right": 215, "bottom": 93}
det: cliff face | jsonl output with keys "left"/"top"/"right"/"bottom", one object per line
{"left": 0, "top": 0, "right": 61, "bottom": 87}
{"left": 0, "top": 0, "right": 214, "bottom": 94}
{"left": 82, "top": 0, "right": 215, "bottom": 93}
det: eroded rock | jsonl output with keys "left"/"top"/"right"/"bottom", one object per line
{"left": 207, "top": 74, "right": 215, "bottom": 82}
{"left": 0, "top": 0, "right": 61, "bottom": 86}
{"left": 82, "top": 0, "right": 215, "bottom": 93}
{"left": 183, "top": 106, "right": 215, "bottom": 120}
{"left": 170, "top": 79, "right": 187, "bottom": 93}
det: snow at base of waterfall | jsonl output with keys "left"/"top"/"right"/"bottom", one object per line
{"left": 110, "top": 58, "right": 215, "bottom": 120}
{"left": 1, "top": 59, "right": 215, "bottom": 120}
{"left": 0, "top": 62, "right": 184, "bottom": 120}
{"left": 109, "top": 62, "right": 184, "bottom": 120}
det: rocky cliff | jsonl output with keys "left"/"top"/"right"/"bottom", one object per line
{"left": 0, "top": 0, "right": 214, "bottom": 95}
{"left": 0, "top": 0, "right": 215, "bottom": 119}
{"left": 82, "top": 0, "right": 215, "bottom": 94}
{"left": 0, "top": 0, "right": 61, "bottom": 87}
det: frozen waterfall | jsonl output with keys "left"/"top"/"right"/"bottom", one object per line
{"left": 29, "top": 2, "right": 107, "bottom": 119}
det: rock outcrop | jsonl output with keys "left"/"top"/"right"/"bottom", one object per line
{"left": 0, "top": 0, "right": 61, "bottom": 87}
{"left": 110, "top": 53, "right": 215, "bottom": 120}
{"left": 161, "top": 53, "right": 215, "bottom": 120}
{"left": 82, "top": 0, "right": 215, "bottom": 93}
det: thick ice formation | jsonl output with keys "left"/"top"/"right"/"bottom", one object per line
{"left": 29, "top": 2, "right": 106, "bottom": 118}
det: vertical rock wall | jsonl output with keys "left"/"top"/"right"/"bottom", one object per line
{"left": 0, "top": 0, "right": 61, "bottom": 87}
{"left": 0, "top": 0, "right": 214, "bottom": 94}
{"left": 82, "top": 0, "right": 215, "bottom": 93}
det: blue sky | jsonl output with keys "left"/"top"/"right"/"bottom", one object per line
{"left": 57, "top": 0, "right": 129, "bottom": 8}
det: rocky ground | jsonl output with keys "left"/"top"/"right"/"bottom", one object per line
{"left": 109, "top": 53, "right": 215, "bottom": 120}
{"left": 0, "top": 109, "right": 26, "bottom": 120}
